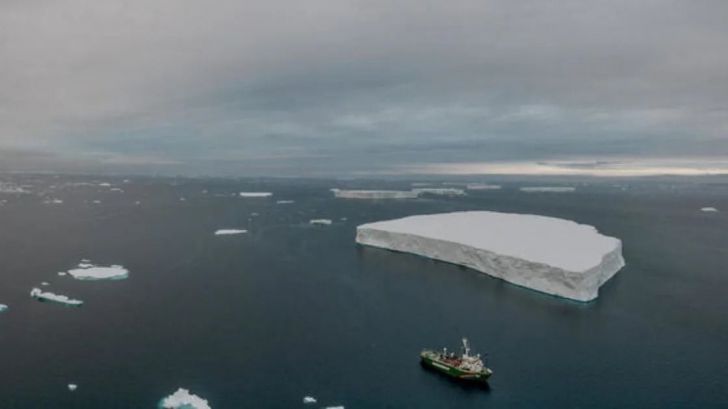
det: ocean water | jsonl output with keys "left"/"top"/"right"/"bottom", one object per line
{"left": 0, "top": 175, "right": 726, "bottom": 408}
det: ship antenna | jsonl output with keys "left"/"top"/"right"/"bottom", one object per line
{"left": 462, "top": 338, "right": 470, "bottom": 357}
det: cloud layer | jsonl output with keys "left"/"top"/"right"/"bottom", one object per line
{"left": 2, "top": 0, "right": 728, "bottom": 175}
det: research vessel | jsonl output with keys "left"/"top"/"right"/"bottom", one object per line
{"left": 420, "top": 338, "right": 492, "bottom": 382}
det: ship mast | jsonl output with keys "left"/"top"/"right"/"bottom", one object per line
{"left": 461, "top": 337, "right": 470, "bottom": 358}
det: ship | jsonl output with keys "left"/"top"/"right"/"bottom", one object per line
{"left": 420, "top": 338, "right": 492, "bottom": 382}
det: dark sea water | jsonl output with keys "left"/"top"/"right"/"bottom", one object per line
{"left": 0, "top": 175, "right": 726, "bottom": 408}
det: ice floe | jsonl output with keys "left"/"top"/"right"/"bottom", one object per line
{"left": 67, "top": 384, "right": 78, "bottom": 391}
{"left": 357, "top": 211, "right": 624, "bottom": 302}
{"left": 0, "top": 183, "right": 30, "bottom": 194}
{"left": 411, "top": 188, "right": 466, "bottom": 196}
{"left": 239, "top": 192, "right": 273, "bottom": 198}
{"left": 466, "top": 183, "right": 502, "bottom": 190}
{"left": 276, "top": 200, "right": 295, "bottom": 204}
{"left": 214, "top": 229, "right": 248, "bottom": 235}
{"left": 700, "top": 207, "right": 719, "bottom": 212}
{"left": 30, "top": 288, "right": 83, "bottom": 306}
{"left": 66, "top": 262, "right": 129, "bottom": 280}
{"left": 159, "top": 388, "right": 211, "bottom": 409}
{"left": 303, "top": 396, "right": 317, "bottom": 404}
{"left": 520, "top": 186, "right": 575, "bottom": 193}
{"left": 310, "top": 219, "right": 333, "bottom": 225}
{"left": 332, "top": 189, "right": 418, "bottom": 199}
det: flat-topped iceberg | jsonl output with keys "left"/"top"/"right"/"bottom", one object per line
{"left": 214, "top": 229, "right": 248, "bottom": 235}
{"left": 30, "top": 288, "right": 83, "bottom": 306}
{"left": 332, "top": 189, "right": 419, "bottom": 199}
{"left": 412, "top": 188, "right": 466, "bottom": 196}
{"left": 520, "top": 186, "right": 575, "bottom": 193}
{"left": 239, "top": 192, "right": 272, "bottom": 198}
{"left": 159, "top": 388, "right": 211, "bottom": 409}
{"left": 356, "top": 211, "right": 624, "bottom": 302}
{"left": 66, "top": 262, "right": 129, "bottom": 280}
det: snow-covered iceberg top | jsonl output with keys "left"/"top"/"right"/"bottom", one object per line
{"left": 66, "top": 262, "right": 129, "bottom": 280}
{"left": 356, "top": 211, "right": 624, "bottom": 302}
{"left": 310, "top": 219, "right": 333, "bottom": 225}
{"left": 466, "top": 183, "right": 501, "bottom": 190}
{"left": 700, "top": 207, "right": 719, "bottom": 212}
{"left": 332, "top": 189, "right": 419, "bottom": 199}
{"left": 239, "top": 192, "right": 272, "bottom": 198}
{"left": 214, "top": 229, "right": 248, "bottom": 235}
{"left": 30, "top": 288, "right": 84, "bottom": 306}
{"left": 159, "top": 388, "right": 211, "bottom": 409}
{"left": 520, "top": 186, "right": 575, "bottom": 192}
{"left": 411, "top": 188, "right": 466, "bottom": 196}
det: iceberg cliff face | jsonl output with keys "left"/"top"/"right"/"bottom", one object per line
{"left": 356, "top": 211, "right": 624, "bottom": 302}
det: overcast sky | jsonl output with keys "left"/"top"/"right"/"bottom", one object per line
{"left": 2, "top": 0, "right": 728, "bottom": 176}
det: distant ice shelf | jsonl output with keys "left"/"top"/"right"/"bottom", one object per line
{"left": 30, "top": 288, "right": 83, "bottom": 306}
{"left": 66, "top": 261, "right": 129, "bottom": 280}
{"left": 356, "top": 211, "right": 624, "bottom": 302}
{"left": 332, "top": 189, "right": 419, "bottom": 199}
{"left": 159, "top": 388, "right": 211, "bottom": 409}
{"left": 239, "top": 192, "right": 273, "bottom": 198}
{"left": 520, "top": 186, "right": 575, "bottom": 193}
{"left": 214, "top": 229, "right": 248, "bottom": 235}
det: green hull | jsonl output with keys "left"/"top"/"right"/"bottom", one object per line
{"left": 420, "top": 352, "right": 492, "bottom": 382}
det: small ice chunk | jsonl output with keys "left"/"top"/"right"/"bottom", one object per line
{"left": 466, "top": 183, "right": 501, "bottom": 190}
{"left": 0, "top": 304, "right": 8, "bottom": 313}
{"left": 67, "top": 262, "right": 129, "bottom": 280}
{"left": 92, "top": 200, "right": 102, "bottom": 204}
{"left": 214, "top": 229, "right": 248, "bottom": 235}
{"left": 135, "top": 201, "right": 141, "bottom": 205}
{"left": 110, "top": 188, "right": 124, "bottom": 192}
{"left": 179, "top": 197, "right": 186, "bottom": 202}
{"left": 239, "top": 192, "right": 272, "bottom": 198}
{"left": 57, "top": 272, "right": 67, "bottom": 276}
{"left": 310, "top": 219, "right": 332, "bottom": 225}
{"left": 159, "top": 388, "right": 211, "bottom": 409}
{"left": 68, "top": 384, "right": 78, "bottom": 391}
{"left": 30, "top": 288, "right": 83, "bottom": 306}
{"left": 98, "top": 183, "right": 111, "bottom": 187}
{"left": 45, "top": 198, "right": 64, "bottom": 204}
{"left": 325, "top": 406, "right": 345, "bottom": 409}
{"left": 303, "top": 396, "right": 317, "bottom": 404}
{"left": 520, "top": 186, "right": 575, "bottom": 193}
{"left": 701, "top": 207, "right": 719, "bottom": 212}
{"left": 250, "top": 212, "right": 259, "bottom": 217}
{"left": 41, "top": 281, "right": 50, "bottom": 286}
{"left": 276, "top": 200, "right": 295, "bottom": 204}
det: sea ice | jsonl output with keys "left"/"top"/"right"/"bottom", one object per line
{"left": 30, "top": 288, "right": 83, "bottom": 306}
{"left": 520, "top": 186, "right": 575, "bottom": 193}
{"left": 332, "top": 189, "right": 419, "bottom": 199}
{"left": 239, "top": 192, "right": 273, "bottom": 198}
{"left": 310, "top": 219, "right": 333, "bottom": 225}
{"left": 159, "top": 388, "right": 211, "bottom": 409}
{"left": 356, "top": 211, "right": 624, "bottom": 302}
{"left": 411, "top": 188, "right": 466, "bottom": 196}
{"left": 66, "top": 262, "right": 129, "bottom": 280}
{"left": 214, "top": 229, "right": 248, "bottom": 235}
{"left": 701, "top": 207, "right": 719, "bottom": 212}
{"left": 303, "top": 396, "right": 317, "bottom": 404}
{"left": 466, "top": 183, "right": 502, "bottom": 190}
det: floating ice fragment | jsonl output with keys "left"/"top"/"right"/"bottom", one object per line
{"left": 324, "top": 406, "right": 344, "bottom": 409}
{"left": 110, "top": 188, "right": 124, "bottom": 192}
{"left": 412, "top": 188, "right": 466, "bottom": 196}
{"left": 44, "top": 198, "right": 64, "bottom": 204}
{"left": 92, "top": 200, "right": 102, "bottom": 204}
{"left": 0, "top": 304, "right": 7, "bottom": 313}
{"left": 250, "top": 212, "right": 259, "bottom": 217}
{"left": 466, "top": 183, "right": 501, "bottom": 190}
{"left": 98, "top": 183, "right": 111, "bottom": 187}
{"left": 332, "top": 189, "right": 418, "bottom": 199}
{"left": 30, "top": 288, "right": 83, "bottom": 306}
{"left": 41, "top": 281, "right": 50, "bottom": 286}
{"left": 66, "top": 262, "right": 129, "bottom": 280}
{"left": 214, "top": 229, "right": 248, "bottom": 235}
{"left": 159, "top": 388, "right": 211, "bottom": 409}
{"left": 701, "top": 207, "right": 719, "bottom": 212}
{"left": 310, "top": 219, "right": 332, "bottom": 225}
{"left": 68, "top": 384, "right": 77, "bottom": 391}
{"left": 239, "top": 192, "right": 272, "bottom": 198}
{"left": 520, "top": 186, "right": 575, "bottom": 193}
{"left": 276, "top": 200, "right": 295, "bottom": 204}
{"left": 303, "top": 396, "right": 317, "bottom": 404}
{"left": 57, "top": 272, "right": 67, "bottom": 276}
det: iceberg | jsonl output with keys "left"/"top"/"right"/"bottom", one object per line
{"left": 159, "top": 388, "right": 211, "bottom": 409}
{"left": 700, "top": 207, "right": 719, "bottom": 212}
{"left": 332, "top": 189, "right": 419, "bottom": 199}
{"left": 356, "top": 211, "right": 624, "bottom": 302}
{"left": 30, "top": 288, "right": 83, "bottom": 306}
{"left": 310, "top": 219, "right": 333, "bottom": 225}
{"left": 411, "top": 188, "right": 466, "bottom": 196}
{"left": 67, "top": 384, "right": 78, "bottom": 392}
{"left": 303, "top": 396, "right": 317, "bottom": 404}
{"left": 466, "top": 183, "right": 502, "bottom": 190}
{"left": 66, "top": 262, "right": 129, "bottom": 280}
{"left": 214, "top": 229, "right": 248, "bottom": 235}
{"left": 239, "top": 192, "right": 273, "bottom": 198}
{"left": 520, "top": 186, "right": 575, "bottom": 193}
{"left": 276, "top": 200, "right": 295, "bottom": 204}
{"left": 44, "top": 198, "right": 64, "bottom": 204}
{"left": 0, "top": 304, "right": 7, "bottom": 313}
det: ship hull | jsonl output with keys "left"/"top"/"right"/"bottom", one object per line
{"left": 420, "top": 353, "right": 492, "bottom": 382}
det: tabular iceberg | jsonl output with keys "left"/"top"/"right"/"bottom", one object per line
{"left": 30, "top": 288, "right": 84, "bottom": 306}
{"left": 356, "top": 211, "right": 624, "bottom": 302}
{"left": 66, "top": 262, "right": 129, "bottom": 280}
